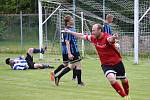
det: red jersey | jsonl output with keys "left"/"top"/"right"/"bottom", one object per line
{"left": 84, "top": 33, "right": 122, "bottom": 66}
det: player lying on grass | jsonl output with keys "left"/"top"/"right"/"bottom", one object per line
{"left": 5, "top": 47, "right": 54, "bottom": 70}
{"left": 63, "top": 24, "right": 129, "bottom": 100}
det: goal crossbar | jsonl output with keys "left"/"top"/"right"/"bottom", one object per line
{"left": 42, "top": 3, "right": 61, "bottom": 25}
{"left": 139, "top": 7, "right": 150, "bottom": 22}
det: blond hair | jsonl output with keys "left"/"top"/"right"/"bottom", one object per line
{"left": 106, "top": 14, "right": 114, "bottom": 19}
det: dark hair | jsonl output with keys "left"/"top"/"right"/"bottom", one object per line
{"left": 5, "top": 58, "right": 10, "bottom": 65}
{"left": 64, "top": 15, "right": 72, "bottom": 26}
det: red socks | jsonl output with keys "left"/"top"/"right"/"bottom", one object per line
{"left": 122, "top": 79, "right": 129, "bottom": 95}
{"left": 111, "top": 81, "right": 126, "bottom": 97}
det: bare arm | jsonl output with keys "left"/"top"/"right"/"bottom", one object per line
{"left": 65, "top": 40, "right": 71, "bottom": 55}
{"left": 65, "top": 40, "right": 74, "bottom": 60}
{"left": 63, "top": 29, "right": 85, "bottom": 40}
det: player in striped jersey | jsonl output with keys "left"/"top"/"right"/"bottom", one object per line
{"left": 51, "top": 15, "right": 84, "bottom": 86}
{"left": 5, "top": 47, "right": 54, "bottom": 70}
{"left": 103, "top": 14, "right": 113, "bottom": 35}
{"left": 103, "top": 14, "right": 120, "bottom": 50}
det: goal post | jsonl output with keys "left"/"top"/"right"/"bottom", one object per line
{"left": 38, "top": 0, "right": 61, "bottom": 59}
{"left": 38, "top": 0, "right": 43, "bottom": 59}
{"left": 81, "top": 12, "right": 84, "bottom": 57}
{"left": 134, "top": 0, "right": 139, "bottom": 64}
{"left": 134, "top": 0, "right": 150, "bottom": 64}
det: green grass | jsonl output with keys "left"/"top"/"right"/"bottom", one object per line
{"left": 0, "top": 53, "right": 150, "bottom": 100}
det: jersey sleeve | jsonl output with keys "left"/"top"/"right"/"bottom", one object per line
{"left": 84, "top": 35, "right": 92, "bottom": 41}
{"left": 84, "top": 35, "right": 95, "bottom": 43}
{"left": 106, "top": 34, "right": 115, "bottom": 44}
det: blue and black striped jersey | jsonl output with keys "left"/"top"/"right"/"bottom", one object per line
{"left": 103, "top": 23, "right": 112, "bottom": 35}
{"left": 61, "top": 27, "right": 79, "bottom": 55}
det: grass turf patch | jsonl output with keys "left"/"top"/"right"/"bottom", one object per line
{"left": 0, "top": 53, "right": 150, "bottom": 100}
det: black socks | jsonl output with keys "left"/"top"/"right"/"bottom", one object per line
{"left": 76, "top": 69, "right": 82, "bottom": 84}
{"left": 42, "top": 64, "right": 54, "bottom": 69}
{"left": 54, "top": 64, "right": 65, "bottom": 74}
{"left": 57, "top": 67, "right": 71, "bottom": 79}
{"left": 33, "top": 48, "right": 45, "bottom": 54}
{"left": 72, "top": 67, "right": 77, "bottom": 79}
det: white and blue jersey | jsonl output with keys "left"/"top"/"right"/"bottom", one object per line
{"left": 103, "top": 23, "right": 112, "bottom": 35}
{"left": 61, "top": 27, "right": 79, "bottom": 55}
{"left": 11, "top": 57, "right": 29, "bottom": 70}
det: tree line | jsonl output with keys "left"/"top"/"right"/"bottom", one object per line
{"left": 0, "top": 0, "right": 38, "bottom": 14}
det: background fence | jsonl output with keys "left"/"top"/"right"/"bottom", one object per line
{"left": 0, "top": 0, "right": 150, "bottom": 62}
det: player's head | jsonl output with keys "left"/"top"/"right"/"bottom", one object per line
{"left": 5, "top": 58, "right": 14, "bottom": 66}
{"left": 92, "top": 24, "right": 103, "bottom": 38}
{"left": 106, "top": 14, "right": 114, "bottom": 23}
{"left": 64, "top": 15, "right": 74, "bottom": 27}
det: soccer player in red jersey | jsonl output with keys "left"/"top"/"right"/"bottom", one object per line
{"left": 63, "top": 24, "right": 129, "bottom": 100}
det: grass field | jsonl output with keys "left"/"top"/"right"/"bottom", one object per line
{"left": 0, "top": 53, "right": 150, "bottom": 100}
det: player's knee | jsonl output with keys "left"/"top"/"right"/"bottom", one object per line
{"left": 75, "top": 62, "right": 81, "bottom": 70}
{"left": 106, "top": 73, "right": 116, "bottom": 84}
{"left": 34, "top": 64, "right": 42, "bottom": 69}
{"left": 63, "top": 63, "right": 68, "bottom": 67}
{"left": 64, "top": 63, "right": 72, "bottom": 69}
{"left": 76, "top": 66, "right": 81, "bottom": 70}
{"left": 28, "top": 48, "right": 34, "bottom": 53}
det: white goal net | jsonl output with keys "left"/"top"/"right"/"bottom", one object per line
{"left": 38, "top": 0, "right": 103, "bottom": 63}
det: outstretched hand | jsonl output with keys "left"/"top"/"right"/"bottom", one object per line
{"left": 62, "top": 28, "right": 84, "bottom": 39}
{"left": 113, "top": 33, "right": 119, "bottom": 39}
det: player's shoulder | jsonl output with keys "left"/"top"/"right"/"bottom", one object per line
{"left": 102, "top": 33, "right": 112, "bottom": 41}
{"left": 103, "top": 23, "right": 109, "bottom": 26}
{"left": 104, "top": 32, "right": 111, "bottom": 37}
{"left": 67, "top": 27, "right": 75, "bottom": 31}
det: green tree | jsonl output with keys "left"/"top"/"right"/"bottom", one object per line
{"left": 0, "top": 0, "right": 37, "bottom": 14}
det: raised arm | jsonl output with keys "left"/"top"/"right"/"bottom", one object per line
{"left": 63, "top": 29, "right": 85, "bottom": 40}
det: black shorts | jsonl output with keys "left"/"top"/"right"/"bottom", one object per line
{"left": 62, "top": 52, "right": 81, "bottom": 64}
{"left": 25, "top": 53, "right": 35, "bottom": 69}
{"left": 101, "top": 61, "right": 126, "bottom": 79}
